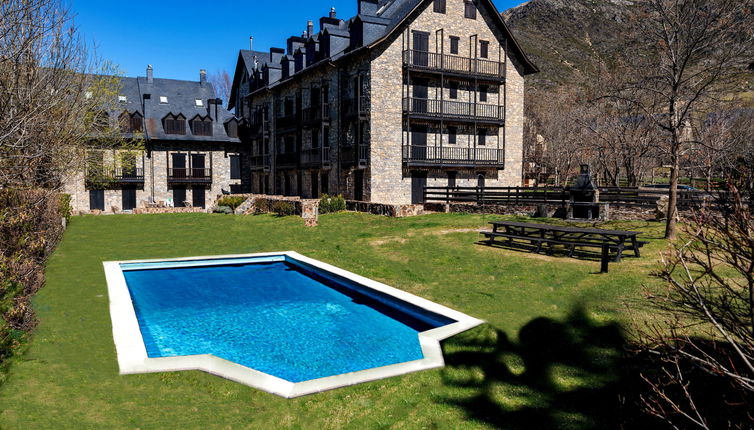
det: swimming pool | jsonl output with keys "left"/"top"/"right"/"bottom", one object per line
{"left": 105, "top": 252, "right": 483, "bottom": 397}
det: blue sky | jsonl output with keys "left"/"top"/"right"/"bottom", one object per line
{"left": 71, "top": 0, "right": 525, "bottom": 82}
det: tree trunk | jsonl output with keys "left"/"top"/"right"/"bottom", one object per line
{"left": 665, "top": 135, "right": 680, "bottom": 239}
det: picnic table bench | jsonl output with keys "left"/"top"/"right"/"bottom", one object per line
{"left": 480, "top": 221, "right": 648, "bottom": 272}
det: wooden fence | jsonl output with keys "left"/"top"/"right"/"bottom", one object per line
{"left": 423, "top": 186, "right": 742, "bottom": 210}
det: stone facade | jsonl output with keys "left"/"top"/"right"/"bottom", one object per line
{"left": 63, "top": 143, "right": 243, "bottom": 214}
{"left": 233, "top": 0, "right": 536, "bottom": 206}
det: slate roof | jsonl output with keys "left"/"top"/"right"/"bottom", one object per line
{"left": 229, "top": 0, "right": 538, "bottom": 109}
{"left": 113, "top": 74, "right": 240, "bottom": 143}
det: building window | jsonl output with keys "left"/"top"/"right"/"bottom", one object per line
{"left": 478, "top": 129, "right": 487, "bottom": 146}
{"left": 230, "top": 154, "right": 241, "bottom": 179}
{"left": 163, "top": 113, "right": 186, "bottom": 135}
{"left": 448, "top": 126, "right": 457, "bottom": 144}
{"left": 433, "top": 0, "right": 446, "bottom": 13}
{"left": 449, "top": 82, "right": 458, "bottom": 99}
{"left": 449, "top": 36, "right": 459, "bottom": 55}
{"left": 480, "top": 40, "right": 489, "bottom": 58}
{"left": 479, "top": 85, "right": 488, "bottom": 102}
{"left": 464, "top": 1, "right": 476, "bottom": 19}
{"left": 119, "top": 111, "right": 143, "bottom": 133}
{"left": 190, "top": 116, "right": 213, "bottom": 136}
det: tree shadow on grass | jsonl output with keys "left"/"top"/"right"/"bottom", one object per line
{"left": 438, "top": 306, "right": 660, "bottom": 429}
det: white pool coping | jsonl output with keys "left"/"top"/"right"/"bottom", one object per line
{"left": 104, "top": 251, "right": 484, "bottom": 398}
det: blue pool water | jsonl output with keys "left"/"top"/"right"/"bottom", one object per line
{"left": 122, "top": 259, "right": 455, "bottom": 382}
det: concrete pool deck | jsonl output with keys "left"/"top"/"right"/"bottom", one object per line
{"left": 104, "top": 251, "right": 484, "bottom": 398}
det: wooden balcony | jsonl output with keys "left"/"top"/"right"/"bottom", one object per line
{"left": 342, "top": 96, "right": 369, "bottom": 120}
{"left": 250, "top": 154, "right": 271, "bottom": 171}
{"left": 402, "top": 145, "right": 504, "bottom": 168}
{"left": 275, "top": 114, "right": 298, "bottom": 132}
{"left": 167, "top": 168, "right": 212, "bottom": 183}
{"left": 276, "top": 152, "right": 299, "bottom": 168}
{"left": 341, "top": 144, "right": 369, "bottom": 168}
{"left": 403, "top": 50, "right": 505, "bottom": 81}
{"left": 302, "top": 103, "right": 331, "bottom": 127}
{"left": 86, "top": 167, "right": 145, "bottom": 186}
{"left": 300, "top": 147, "right": 331, "bottom": 169}
{"left": 403, "top": 97, "right": 504, "bottom": 125}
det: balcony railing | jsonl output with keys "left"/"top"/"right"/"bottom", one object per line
{"left": 275, "top": 114, "right": 298, "bottom": 130}
{"left": 302, "top": 103, "right": 331, "bottom": 126}
{"left": 86, "top": 167, "right": 145, "bottom": 184}
{"left": 403, "top": 97, "right": 504, "bottom": 123}
{"left": 402, "top": 145, "right": 504, "bottom": 167}
{"left": 167, "top": 168, "right": 212, "bottom": 183}
{"left": 341, "top": 144, "right": 369, "bottom": 166}
{"left": 276, "top": 152, "right": 299, "bottom": 167}
{"left": 250, "top": 154, "right": 271, "bottom": 170}
{"left": 301, "top": 147, "right": 331, "bottom": 168}
{"left": 343, "top": 96, "right": 369, "bottom": 119}
{"left": 403, "top": 50, "right": 504, "bottom": 79}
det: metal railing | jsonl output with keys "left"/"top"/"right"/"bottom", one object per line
{"left": 250, "top": 154, "right": 271, "bottom": 170}
{"left": 275, "top": 114, "right": 297, "bottom": 130}
{"left": 302, "top": 102, "right": 331, "bottom": 125}
{"left": 403, "top": 97, "right": 504, "bottom": 122}
{"left": 341, "top": 144, "right": 369, "bottom": 165}
{"left": 167, "top": 168, "right": 212, "bottom": 182}
{"left": 301, "top": 147, "right": 331, "bottom": 167}
{"left": 403, "top": 50, "right": 504, "bottom": 78}
{"left": 343, "top": 96, "right": 369, "bottom": 118}
{"left": 403, "top": 145, "right": 504, "bottom": 167}
{"left": 276, "top": 152, "right": 299, "bottom": 166}
{"left": 86, "top": 167, "right": 145, "bottom": 183}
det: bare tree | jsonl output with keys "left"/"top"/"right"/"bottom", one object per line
{"left": 609, "top": 0, "right": 753, "bottom": 239}
{"left": 637, "top": 181, "right": 753, "bottom": 428}
{"left": 209, "top": 70, "right": 232, "bottom": 108}
{"left": 691, "top": 106, "right": 754, "bottom": 191}
{"left": 0, "top": 0, "right": 123, "bottom": 190}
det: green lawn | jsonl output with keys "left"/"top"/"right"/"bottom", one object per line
{"left": 0, "top": 212, "right": 667, "bottom": 429}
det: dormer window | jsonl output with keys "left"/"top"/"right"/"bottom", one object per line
{"left": 225, "top": 119, "right": 239, "bottom": 138}
{"left": 118, "top": 95, "right": 127, "bottom": 103}
{"left": 119, "top": 111, "right": 143, "bottom": 133}
{"left": 159, "top": 96, "right": 168, "bottom": 104}
{"left": 464, "top": 1, "right": 476, "bottom": 19}
{"left": 163, "top": 113, "right": 186, "bottom": 135}
{"left": 190, "top": 115, "right": 213, "bottom": 136}
{"left": 195, "top": 99, "right": 203, "bottom": 107}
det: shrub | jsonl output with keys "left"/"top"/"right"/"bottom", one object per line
{"left": 320, "top": 194, "right": 346, "bottom": 214}
{"left": 271, "top": 200, "right": 296, "bottom": 216}
{"left": 213, "top": 206, "right": 233, "bottom": 214}
{"left": 252, "top": 198, "right": 273, "bottom": 214}
{"left": 58, "top": 194, "right": 72, "bottom": 222}
{"left": 0, "top": 189, "right": 67, "bottom": 381}
{"left": 216, "top": 196, "right": 246, "bottom": 210}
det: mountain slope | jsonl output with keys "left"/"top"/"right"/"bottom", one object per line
{"left": 503, "top": 0, "right": 646, "bottom": 88}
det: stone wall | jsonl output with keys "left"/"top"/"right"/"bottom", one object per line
{"left": 346, "top": 201, "right": 425, "bottom": 217}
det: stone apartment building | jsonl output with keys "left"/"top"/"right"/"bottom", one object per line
{"left": 229, "top": 0, "right": 537, "bottom": 204}
{"left": 64, "top": 67, "right": 243, "bottom": 213}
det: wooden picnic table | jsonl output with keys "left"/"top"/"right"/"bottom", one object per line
{"left": 481, "top": 221, "right": 647, "bottom": 272}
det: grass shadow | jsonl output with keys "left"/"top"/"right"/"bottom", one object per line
{"left": 437, "top": 306, "right": 659, "bottom": 429}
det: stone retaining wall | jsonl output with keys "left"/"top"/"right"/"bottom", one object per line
{"left": 346, "top": 201, "right": 425, "bottom": 217}
{"left": 132, "top": 207, "right": 206, "bottom": 215}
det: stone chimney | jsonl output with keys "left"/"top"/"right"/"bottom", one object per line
{"left": 200, "top": 69, "right": 207, "bottom": 85}
{"left": 146, "top": 64, "right": 154, "bottom": 83}
{"left": 307, "top": 20, "right": 314, "bottom": 38}
{"left": 329, "top": 7, "right": 336, "bottom": 18}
